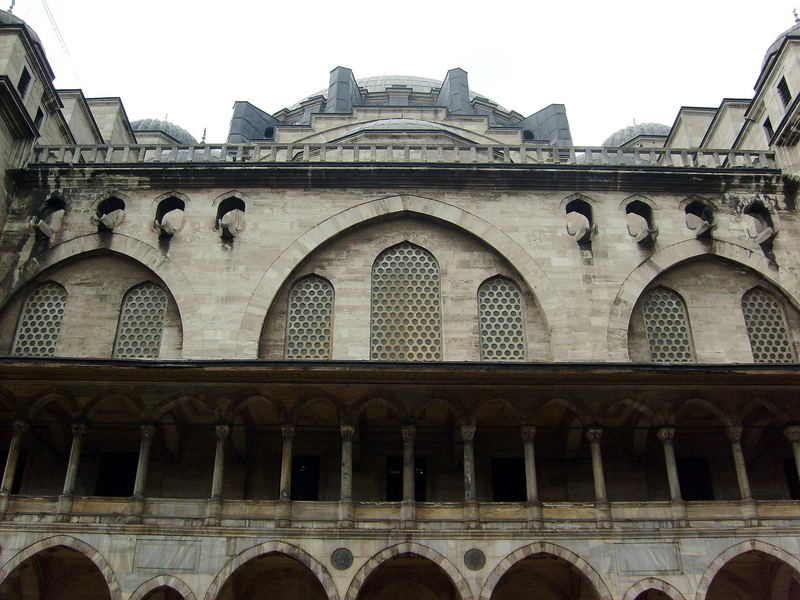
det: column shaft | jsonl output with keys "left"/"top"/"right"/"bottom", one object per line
{"left": 784, "top": 426, "right": 800, "bottom": 485}
{"left": 461, "top": 424, "right": 476, "bottom": 502}
{"left": 132, "top": 424, "right": 156, "bottom": 498}
{"left": 279, "top": 424, "right": 295, "bottom": 500}
{"left": 340, "top": 425, "right": 355, "bottom": 501}
{"left": 210, "top": 425, "right": 231, "bottom": 499}
{"left": 521, "top": 426, "right": 538, "bottom": 503}
{"left": 1, "top": 420, "right": 28, "bottom": 494}
{"left": 401, "top": 424, "right": 415, "bottom": 502}
{"left": 586, "top": 428, "right": 607, "bottom": 503}
{"left": 658, "top": 427, "right": 682, "bottom": 501}
{"left": 727, "top": 426, "right": 752, "bottom": 500}
{"left": 62, "top": 423, "right": 88, "bottom": 496}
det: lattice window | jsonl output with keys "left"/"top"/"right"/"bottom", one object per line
{"left": 12, "top": 283, "right": 67, "bottom": 357}
{"left": 742, "top": 288, "right": 796, "bottom": 363}
{"left": 478, "top": 277, "right": 525, "bottom": 361}
{"left": 286, "top": 276, "right": 334, "bottom": 359}
{"left": 641, "top": 287, "right": 695, "bottom": 363}
{"left": 371, "top": 242, "right": 442, "bottom": 361}
{"left": 113, "top": 283, "right": 168, "bottom": 358}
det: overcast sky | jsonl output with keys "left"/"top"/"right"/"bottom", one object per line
{"left": 11, "top": 0, "right": 800, "bottom": 145}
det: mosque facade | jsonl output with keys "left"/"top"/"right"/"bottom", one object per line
{"left": 0, "top": 9, "right": 799, "bottom": 600}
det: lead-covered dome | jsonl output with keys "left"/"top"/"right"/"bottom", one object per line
{"left": 762, "top": 22, "right": 800, "bottom": 71}
{"left": 131, "top": 118, "right": 197, "bottom": 145}
{"left": 603, "top": 123, "right": 671, "bottom": 147}
{"left": 0, "top": 10, "right": 42, "bottom": 46}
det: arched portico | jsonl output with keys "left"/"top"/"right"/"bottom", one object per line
{"left": 607, "top": 238, "right": 800, "bottom": 360}
{"left": 236, "top": 194, "right": 565, "bottom": 358}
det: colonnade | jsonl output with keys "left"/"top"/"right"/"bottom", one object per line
{"left": 1, "top": 419, "right": 800, "bottom": 523}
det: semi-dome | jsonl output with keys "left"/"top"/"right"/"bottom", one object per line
{"left": 762, "top": 22, "right": 800, "bottom": 71}
{"left": 131, "top": 118, "right": 197, "bottom": 145}
{"left": 0, "top": 10, "right": 42, "bottom": 46}
{"left": 603, "top": 123, "right": 671, "bottom": 147}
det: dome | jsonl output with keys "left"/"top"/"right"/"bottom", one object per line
{"left": 289, "top": 75, "right": 504, "bottom": 111}
{"left": 762, "top": 22, "right": 800, "bottom": 71}
{"left": 602, "top": 123, "right": 671, "bottom": 147}
{"left": 0, "top": 10, "right": 42, "bottom": 46}
{"left": 131, "top": 118, "right": 197, "bottom": 145}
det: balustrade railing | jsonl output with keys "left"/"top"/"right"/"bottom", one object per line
{"left": 28, "top": 143, "right": 776, "bottom": 169}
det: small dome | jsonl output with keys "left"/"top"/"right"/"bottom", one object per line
{"left": 603, "top": 123, "right": 671, "bottom": 147}
{"left": 762, "top": 22, "right": 800, "bottom": 71}
{"left": 0, "top": 10, "right": 42, "bottom": 46}
{"left": 131, "top": 118, "right": 197, "bottom": 145}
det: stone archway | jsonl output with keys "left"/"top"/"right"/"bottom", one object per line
{"left": 606, "top": 238, "right": 800, "bottom": 360}
{"left": 695, "top": 540, "right": 800, "bottom": 600}
{"left": 236, "top": 194, "right": 565, "bottom": 358}
{"left": 345, "top": 542, "right": 474, "bottom": 600}
{"left": 204, "top": 541, "right": 338, "bottom": 600}
{"left": 0, "top": 535, "right": 122, "bottom": 600}
{"left": 479, "top": 542, "right": 611, "bottom": 600}
{"left": 622, "top": 578, "right": 687, "bottom": 600}
{"left": 129, "top": 575, "right": 197, "bottom": 600}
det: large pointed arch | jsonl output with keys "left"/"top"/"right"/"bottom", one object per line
{"left": 0, "top": 534, "right": 122, "bottom": 600}
{"left": 607, "top": 238, "right": 800, "bottom": 360}
{"left": 479, "top": 541, "right": 611, "bottom": 600}
{"left": 203, "top": 540, "right": 338, "bottom": 600}
{"left": 694, "top": 539, "right": 800, "bottom": 600}
{"left": 345, "top": 542, "right": 474, "bottom": 600}
{"left": 236, "top": 194, "right": 564, "bottom": 358}
{"left": 0, "top": 234, "right": 199, "bottom": 357}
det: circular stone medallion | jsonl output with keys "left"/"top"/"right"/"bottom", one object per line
{"left": 464, "top": 548, "right": 486, "bottom": 571}
{"left": 331, "top": 547, "right": 354, "bottom": 570}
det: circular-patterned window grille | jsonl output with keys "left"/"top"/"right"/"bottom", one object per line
{"left": 12, "top": 283, "right": 67, "bottom": 357}
{"left": 286, "top": 276, "right": 334, "bottom": 359}
{"left": 641, "top": 287, "right": 695, "bottom": 363}
{"left": 370, "top": 242, "right": 442, "bottom": 361}
{"left": 113, "top": 283, "right": 168, "bottom": 358}
{"left": 741, "top": 288, "right": 796, "bottom": 363}
{"left": 478, "top": 276, "right": 525, "bottom": 361}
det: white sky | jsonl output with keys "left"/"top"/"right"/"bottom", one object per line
{"left": 10, "top": 0, "right": 800, "bottom": 145}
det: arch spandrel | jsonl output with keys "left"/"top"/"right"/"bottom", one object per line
{"left": 237, "top": 194, "right": 565, "bottom": 359}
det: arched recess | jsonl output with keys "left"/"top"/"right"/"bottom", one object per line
{"left": 479, "top": 542, "right": 611, "bottom": 600}
{"left": 622, "top": 578, "right": 686, "bottom": 600}
{"left": 608, "top": 238, "right": 800, "bottom": 360}
{"left": 130, "top": 575, "right": 197, "bottom": 600}
{"left": 237, "top": 194, "right": 565, "bottom": 358}
{"left": 0, "top": 234, "right": 199, "bottom": 357}
{"left": 345, "top": 542, "right": 474, "bottom": 600}
{"left": 0, "top": 534, "right": 122, "bottom": 600}
{"left": 695, "top": 539, "right": 800, "bottom": 600}
{"left": 204, "top": 541, "right": 339, "bottom": 600}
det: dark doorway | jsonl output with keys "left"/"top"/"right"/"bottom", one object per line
{"left": 386, "top": 456, "right": 426, "bottom": 501}
{"left": 492, "top": 457, "right": 526, "bottom": 501}
{"left": 676, "top": 456, "right": 714, "bottom": 500}
{"left": 95, "top": 452, "right": 138, "bottom": 497}
{"left": 291, "top": 456, "right": 320, "bottom": 500}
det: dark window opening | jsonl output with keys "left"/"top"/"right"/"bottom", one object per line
{"left": 94, "top": 452, "right": 138, "bottom": 497}
{"left": 626, "top": 200, "right": 654, "bottom": 228}
{"left": 685, "top": 200, "right": 714, "bottom": 224}
{"left": 522, "top": 129, "right": 534, "bottom": 141}
{"left": 290, "top": 455, "right": 320, "bottom": 501}
{"left": 743, "top": 201, "right": 775, "bottom": 233}
{"left": 491, "top": 457, "right": 526, "bottom": 502}
{"left": 264, "top": 126, "right": 275, "bottom": 139}
{"left": 0, "top": 450, "right": 27, "bottom": 495}
{"left": 565, "top": 199, "right": 593, "bottom": 226}
{"left": 156, "top": 196, "right": 185, "bottom": 224}
{"left": 17, "top": 67, "right": 30, "bottom": 97}
{"left": 33, "top": 108, "right": 44, "bottom": 131}
{"left": 40, "top": 195, "right": 66, "bottom": 218}
{"left": 386, "top": 456, "right": 426, "bottom": 501}
{"left": 764, "top": 117, "right": 775, "bottom": 140}
{"left": 216, "top": 197, "right": 246, "bottom": 227}
{"left": 778, "top": 76, "right": 792, "bottom": 106}
{"left": 676, "top": 456, "right": 714, "bottom": 501}
{"left": 784, "top": 458, "right": 800, "bottom": 500}
{"left": 95, "top": 196, "right": 126, "bottom": 232}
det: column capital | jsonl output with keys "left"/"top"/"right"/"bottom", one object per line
{"left": 215, "top": 424, "right": 231, "bottom": 440}
{"left": 784, "top": 425, "right": 800, "bottom": 443}
{"left": 281, "top": 424, "right": 296, "bottom": 441}
{"left": 340, "top": 424, "right": 356, "bottom": 440}
{"left": 11, "top": 419, "right": 29, "bottom": 436}
{"left": 71, "top": 422, "right": 89, "bottom": 436}
{"left": 460, "top": 424, "right": 476, "bottom": 443}
{"left": 585, "top": 427, "right": 603, "bottom": 443}
{"left": 657, "top": 427, "right": 676, "bottom": 442}
{"left": 725, "top": 425, "right": 743, "bottom": 442}
{"left": 521, "top": 425, "right": 537, "bottom": 442}
{"left": 401, "top": 423, "right": 416, "bottom": 443}
{"left": 140, "top": 423, "right": 157, "bottom": 439}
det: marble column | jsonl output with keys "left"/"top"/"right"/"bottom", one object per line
{"left": 726, "top": 426, "right": 752, "bottom": 500}
{"left": 461, "top": 423, "right": 476, "bottom": 502}
{"left": 522, "top": 425, "right": 542, "bottom": 524}
{"left": 657, "top": 427, "right": 682, "bottom": 501}
{"left": 210, "top": 424, "right": 231, "bottom": 499}
{"left": 0, "top": 419, "right": 28, "bottom": 512}
{"left": 586, "top": 427, "right": 609, "bottom": 523}
{"left": 57, "top": 421, "right": 88, "bottom": 516}
{"left": 783, "top": 425, "right": 800, "bottom": 484}
{"left": 338, "top": 424, "right": 355, "bottom": 525}
{"left": 401, "top": 423, "right": 416, "bottom": 525}
{"left": 279, "top": 424, "right": 295, "bottom": 501}
{"left": 132, "top": 424, "right": 156, "bottom": 499}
